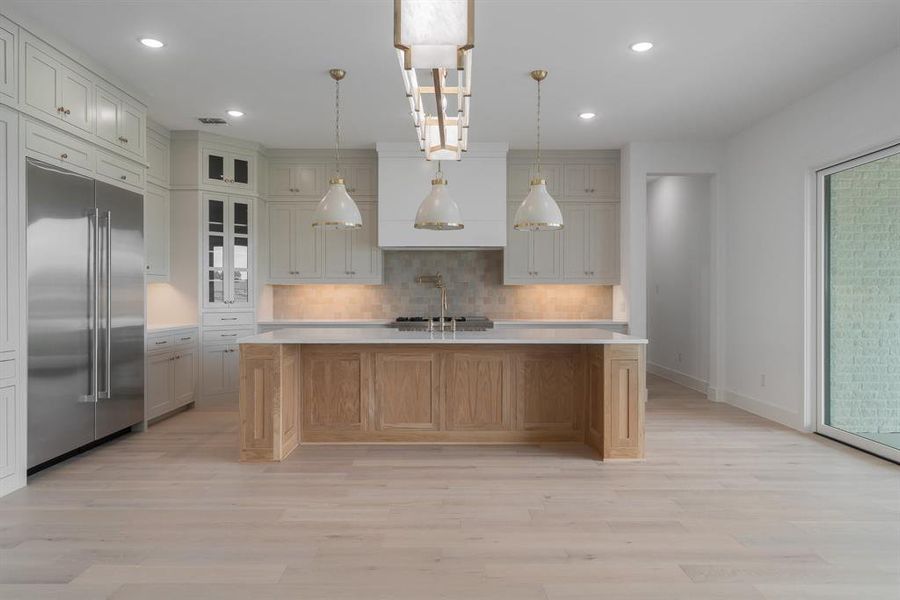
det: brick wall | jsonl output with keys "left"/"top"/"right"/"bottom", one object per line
{"left": 273, "top": 250, "right": 613, "bottom": 320}
{"left": 828, "top": 151, "right": 900, "bottom": 433}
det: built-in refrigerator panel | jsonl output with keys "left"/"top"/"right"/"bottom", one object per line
{"left": 26, "top": 159, "right": 97, "bottom": 468}
{"left": 94, "top": 181, "right": 144, "bottom": 439}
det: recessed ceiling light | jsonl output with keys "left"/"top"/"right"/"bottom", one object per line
{"left": 139, "top": 38, "right": 165, "bottom": 49}
{"left": 630, "top": 41, "right": 654, "bottom": 53}
{"left": 579, "top": 112, "right": 596, "bottom": 120}
{"left": 226, "top": 110, "right": 245, "bottom": 117}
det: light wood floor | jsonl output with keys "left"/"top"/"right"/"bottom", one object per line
{"left": 1, "top": 376, "right": 898, "bottom": 599}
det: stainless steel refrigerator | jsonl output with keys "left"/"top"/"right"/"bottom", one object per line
{"left": 27, "top": 158, "right": 145, "bottom": 469}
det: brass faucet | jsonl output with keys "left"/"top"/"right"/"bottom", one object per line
{"left": 415, "top": 273, "right": 448, "bottom": 328}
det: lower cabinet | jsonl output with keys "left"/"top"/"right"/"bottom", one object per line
{"left": 201, "top": 342, "right": 240, "bottom": 398}
{"left": 145, "top": 328, "right": 199, "bottom": 421}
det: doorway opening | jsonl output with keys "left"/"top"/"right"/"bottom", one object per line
{"left": 646, "top": 175, "right": 715, "bottom": 397}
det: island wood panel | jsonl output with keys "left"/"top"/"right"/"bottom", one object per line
{"left": 513, "top": 347, "right": 582, "bottom": 434}
{"left": 302, "top": 348, "right": 369, "bottom": 431}
{"left": 239, "top": 344, "right": 299, "bottom": 462}
{"left": 601, "top": 345, "right": 645, "bottom": 459}
{"left": 374, "top": 350, "right": 440, "bottom": 430}
{"left": 442, "top": 350, "right": 511, "bottom": 431}
{"left": 241, "top": 343, "right": 645, "bottom": 459}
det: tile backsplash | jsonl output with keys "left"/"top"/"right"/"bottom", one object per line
{"left": 273, "top": 250, "right": 613, "bottom": 320}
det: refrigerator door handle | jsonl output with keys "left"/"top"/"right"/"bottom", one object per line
{"left": 81, "top": 208, "right": 100, "bottom": 403}
{"left": 98, "top": 210, "right": 112, "bottom": 400}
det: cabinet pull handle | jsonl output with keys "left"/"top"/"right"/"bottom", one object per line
{"left": 180, "top": 337, "right": 192, "bottom": 341}
{"left": 60, "top": 153, "right": 68, "bottom": 160}
{"left": 222, "top": 333, "right": 238, "bottom": 337}
{"left": 221, "top": 317, "right": 238, "bottom": 321}
{"left": 155, "top": 341, "right": 167, "bottom": 345}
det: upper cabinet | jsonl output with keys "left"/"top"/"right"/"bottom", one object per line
{"left": 267, "top": 200, "right": 381, "bottom": 285}
{"left": 95, "top": 83, "right": 145, "bottom": 160}
{"left": 507, "top": 162, "right": 562, "bottom": 199}
{"left": 267, "top": 159, "right": 375, "bottom": 198}
{"left": 563, "top": 163, "right": 619, "bottom": 199}
{"left": 144, "top": 183, "right": 170, "bottom": 279}
{"left": 18, "top": 30, "right": 148, "bottom": 164}
{"left": 22, "top": 36, "right": 93, "bottom": 134}
{"left": 146, "top": 126, "right": 170, "bottom": 187}
{"left": 561, "top": 203, "right": 620, "bottom": 283}
{"left": 203, "top": 145, "right": 255, "bottom": 190}
{"left": 203, "top": 193, "right": 254, "bottom": 309}
{"left": 0, "top": 16, "right": 17, "bottom": 100}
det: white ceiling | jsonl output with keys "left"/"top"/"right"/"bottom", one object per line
{"left": 4, "top": 0, "right": 899, "bottom": 149}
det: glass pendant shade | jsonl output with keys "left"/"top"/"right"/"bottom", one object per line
{"left": 312, "top": 177, "right": 362, "bottom": 229}
{"left": 514, "top": 178, "right": 564, "bottom": 231}
{"left": 414, "top": 178, "right": 464, "bottom": 230}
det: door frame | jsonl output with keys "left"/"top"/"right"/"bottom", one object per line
{"left": 815, "top": 143, "right": 900, "bottom": 462}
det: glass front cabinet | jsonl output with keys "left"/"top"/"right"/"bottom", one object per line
{"left": 203, "top": 193, "right": 253, "bottom": 309}
{"left": 202, "top": 145, "right": 255, "bottom": 190}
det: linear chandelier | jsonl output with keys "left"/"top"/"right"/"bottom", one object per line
{"left": 394, "top": 0, "right": 473, "bottom": 161}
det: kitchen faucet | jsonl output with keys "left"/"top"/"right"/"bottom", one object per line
{"left": 415, "top": 273, "right": 449, "bottom": 328}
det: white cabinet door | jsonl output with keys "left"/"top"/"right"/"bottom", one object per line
{"left": 59, "top": 68, "right": 92, "bottom": 133}
{"left": 348, "top": 203, "right": 380, "bottom": 281}
{"left": 343, "top": 163, "right": 376, "bottom": 196}
{"left": 227, "top": 150, "right": 254, "bottom": 190}
{"left": 0, "top": 18, "right": 15, "bottom": 100}
{"left": 535, "top": 163, "right": 563, "bottom": 197}
{"left": 269, "top": 165, "right": 295, "bottom": 195}
{"left": 95, "top": 85, "right": 120, "bottom": 145}
{"left": 507, "top": 164, "right": 532, "bottom": 199}
{"left": 23, "top": 42, "right": 60, "bottom": 120}
{"left": 268, "top": 204, "right": 295, "bottom": 279}
{"left": 173, "top": 348, "right": 197, "bottom": 407}
{"left": 224, "top": 345, "right": 240, "bottom": 393}
{"left": 0, "top": 382, "right": 16, "bottom": 481}
{"left": 564, "top": 164, "right": 593, "bottom": 198}
{"left": 588, "top": 203, "right": 620, "bottom": 282}
{"left": 0, "top": 107, "right": 17, "bottom": 353}
{"left": 144, "top": 184, "right": 170, "bottom": 278}
{"left": 562, "top": 203, "right": 590, "bottom": 281}
{"left": 296, "top": 165, "right": 326, "bottom": 195}
{"left": 146, "top": 131, "right": 170, "bottom": 187}
{"left": 201, "top": 344, "right": 230, "bottom": 397}
{"left": 589, "top": 163, "right": 619, "bottom": 199}
{"left": 504, "top": 202, "right": 532, "bottom": 282}
{"left": 531, "top": 229, "right": 561, "bottom": 280}
{"left": 227, "top": 197, "right": 252, "bottom": 307}
{"left": 119, "top": 98, "right": 145, "bottom": 159}
{"left": 146, "top": 352, "right": 174, "bottom": 419}
{"left": 323, "top": 229, "right": 350, "bottom": 279}
{"left": 293, "top": 203, "right": 322, "bottom": 278}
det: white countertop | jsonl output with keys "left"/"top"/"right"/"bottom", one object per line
{"left": 240, "top": 326, "right": 646, "bottom": 345}
{"left": 147, "top": 323, "right": 199, "bottom": 333}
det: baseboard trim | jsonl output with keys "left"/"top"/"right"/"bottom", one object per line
{"left": 723, "top": 389, "right": 804, "bottom": 431}
{"left": 647, "top": 362, "right": 708, "bottom": 395}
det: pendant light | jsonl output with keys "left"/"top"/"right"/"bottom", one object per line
{"left": 312, "top": 68, "right": 362, "bottom": 229}
{"left": 514, "top": 70, "right": 563, "bottom": 231}
{"left": 414, "top": 160, "right": 464, "bottom": 230}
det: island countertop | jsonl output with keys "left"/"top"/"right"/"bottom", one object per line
{"left": 238, "top": 326, "right": 647, "bottom": 345}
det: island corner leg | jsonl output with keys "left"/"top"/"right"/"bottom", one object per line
{"left": 239, "top": 343, "right": 301, "bottom": 462}
{"left": 586, "top": 344, "right": 646, "bottom": 461}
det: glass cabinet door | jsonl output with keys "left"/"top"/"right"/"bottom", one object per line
{"left": 206, "top": 197, "right": 226, "bottom": 306}
{"left": 229, "top": 198, "right": 251, "bottom": 306}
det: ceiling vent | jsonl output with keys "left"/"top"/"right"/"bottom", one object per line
{"left": 198, "top": 117, "right": 227, "bottom": 125}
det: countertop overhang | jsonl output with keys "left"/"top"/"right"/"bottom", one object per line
{"left": 239, "top": 326, "right": 647, "bottom": 345}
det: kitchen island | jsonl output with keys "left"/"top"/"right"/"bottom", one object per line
{"left": 238, "top": 327, "right": 648, "bottom": 462}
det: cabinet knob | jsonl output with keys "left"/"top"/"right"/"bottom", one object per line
{"left": 60, "top": 153, "right": 68, "bottom": 160}
{"left": 64, "top": 108, "right": 71, "bottom": 115}
{"left": 146, "top": 265, "right": 150, "bottom": 270}
{"left": 120, "top": 175, "right": 127, "bottom": 180}
{"left": 57, "top": 106, "right": 64, "bottom": 113}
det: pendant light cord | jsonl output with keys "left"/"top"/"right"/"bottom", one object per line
{"left": 334, "top": 76, "right": 342, "bottom": 178}
{"left": 536, "top": 77, "right": 542, "bottom": 180}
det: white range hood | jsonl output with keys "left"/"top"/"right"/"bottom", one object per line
{"left": 377, "top": 143, "right": 508, "bottom": 248}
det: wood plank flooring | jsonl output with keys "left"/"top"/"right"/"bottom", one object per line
{"left": 1, "top": 375, "right": 897, "bottom": 599}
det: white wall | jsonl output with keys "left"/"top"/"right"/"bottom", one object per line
{"left": 647, "top": 176, "right": 712, "bottom": 392}
{"left": 721, "top": 48, "right": 900, "bottom": 430}
{"left": 619, "top": 141, "right": 724, "bottom": 395}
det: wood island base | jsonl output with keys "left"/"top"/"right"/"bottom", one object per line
{"left": 239, "top": 344, "right": 645, "bottom": 462}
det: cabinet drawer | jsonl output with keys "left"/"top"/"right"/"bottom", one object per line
{"left": 147, "top": 333, "right": 175, "bottom": 352}
{"left": 173, "top": 331, "right": 198, "bottom": 348}
{"left": 25, "top": 120, "right": 93, "bottom": 170}
{"left": 202, "top": 327, "right": 256, "bottom": 344}
{"left": 202, "top": 312, "right": 255, "bottom": 327}
{"left": 96, "top": 150, "right": 144, "bottom": 189}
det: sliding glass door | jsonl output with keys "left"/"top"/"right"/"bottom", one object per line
{"left": 819, "top": 145, "right": 900, "bottom": 462}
